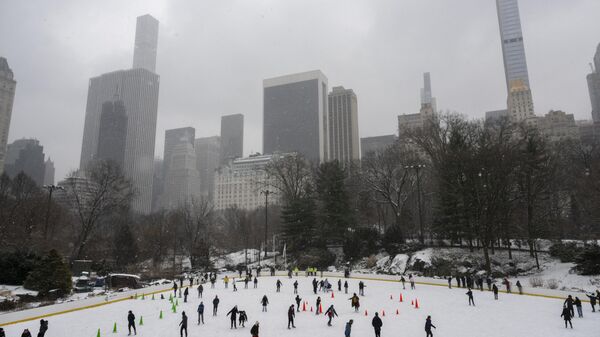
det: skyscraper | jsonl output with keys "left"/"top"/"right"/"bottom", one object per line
{"left": 587, "top": 43, "right": 600, "bottom": 123}
{"left": 164, "top": 127, "right": 195, "bottom": 174}
{"left": 0, "top": 57, "right": 16, "bottom": 175}
{"left": 263, "top": 70, "right": 328, "bottom": 163}
{"left": 360, "top": 135, "right": 397, "bottom": 157}
{"left": 327, "top": 86, "right": 360, "bottom": 163}
{"left": 79, "top": 14, "right": 160, "bottom": 213}
{"left": 420, "top": 72, "right": 437, "bottom": 113}
{"left": 195, "top": 136, "right": 221, "bottom": 200}
{"left": 220, "top": 114, "right": 244, "bottom": 165}
{"left": 4, "top": 139, "right": 46, "bottom": 186}
{"left": 44, "top": 157, "right": 55, "bottom": 185}
{"left": 496, "top": 0, "right": 535, "bottom": 122}
{"left": 132, "top": 14, "right": 159, "bottom": 72}
{"left": 162, "top": 142, "right": 201, "bottom": 209}
{"left": 96, "top": 97, "right": 127, "bottom": 168}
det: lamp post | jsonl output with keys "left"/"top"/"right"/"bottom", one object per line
{"left": 260, "top": 190, "right": 272, "bottom": 258}
{"left": 405, "top": 164, "right": 426, "bottom": 244}
{"left": 42, "top": 184, "right": 64, "bottom": 240}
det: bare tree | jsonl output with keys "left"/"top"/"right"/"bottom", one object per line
{"left": 63, "top": 161, "right": 134, "bottom": 261}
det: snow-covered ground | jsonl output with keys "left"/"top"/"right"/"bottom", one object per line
{"left": 1, "top": 276, "right": 597, "bottom": 337}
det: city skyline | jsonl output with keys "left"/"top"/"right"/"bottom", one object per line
{"left": 1, "top": 0, "right": 600, "bottom": 180}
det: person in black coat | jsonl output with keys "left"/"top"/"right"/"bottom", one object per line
{"left": 213, "top": 295, "right": 220, "bottom": 316}
{"left": 344, "top": 281, "right": 349, "bottom": 294}
{"left": 21, "top": 330, "right": 32, "bottom": 337}
{"left": 179, "top": 312, "right": 188, "bottom": 337}
{"left": 564, "top": 295, "right": 575, "bottom": 317}
{"left": 127, "top": 310, "right": 136, "bottom": 335}
{"left": 324, "top": 305, "right": 338, "bottom": 326}
{"left": 197, "top": 302, "right": 205, "bottom": 324}
{"left": 37, "top": 319, "right": 48, "bottom": 337}
{"left": 239, "top": 310, "right": 248, "bottom": 327}
{"left": 561, "top": 306, "right": 573, "bottom": 329}
{"left": 447, "top": 277, "right": 452, "bottom": 289}
{"left": 276, "top": 279, "right": 282, "bottom": 292}
{"left": 425, "top": 316, "right": 436, "bottom": 337}
{"left": 250, "top": 322, "right": 259, "bottom": 337}
{"left": 227, "top": 306, "right": 239, "bottom": 329}
{"left": 198, "top": 284, "right": 203, "bottom": 298}
{"left": 492, "top": 284, "right": 499, "bottom": 300}
{"left": 466, "top": 288, "right": 475, "bottom": 306}
{"left": 295, "top": 295, "right": 302, "bottom": 312}
{"left": 586, "top": 293, "right": 597, "bottom": 312}
{"left": 0, "top": 327, "right": 5, "bottom": 337}
{"left": 371, "top": 312, "right": 383, "bottom": 337}
{"left": 338, "top": 279, "right": 342, "bottom": 292}
{"left": 293, "top": 280, "right": 298, "bottom": 294}
{"left": 173, "top": 282, "right": 178, "bottom": 297}
{"left": 316, "top": 296, "right": 322, "bottom": 315}
{"left": 288, "top": 305, "right": 296, "bottom": 329}
{"left": 184, "top": 287, "right": 189, "bottom": 303}
{"left": 261, "top": 295, "right": 269, "bottom": 312}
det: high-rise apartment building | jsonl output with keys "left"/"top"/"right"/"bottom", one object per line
{"left": 132, "top": 14, "right": 159, "bottom": 72}
{"left": 220, "top": 114, "right": 244, "bottom": 164}
{"left": 164, "top": 127, "right": 195, "bottom": 174}
{"left": 587, "top": 43, "right": 600, "bottom": 124}
{"left": 327, "top": 86, "right": 359, "bottom": 163}
{"left": 0, "top": 57, "right": 16, "bottom": 175}
{"left": 96, "top": 98, "right": 127, "bottom": 168}
{"left": 4, "top": 139, "right": 46, "bottom": 186}
{"left": 496, "top": 0, "right": 535, "bottom": 122}
{"left": 537, "top": 110, "right": 579, "bottom": 142}
{"left": 263, "top": 70, "right": 328, "bottom": 163}
{"left": 420, "top": 72, "right": 437, "bottom": 113}
{"left": 195, "top": 136, "right": 221, "bottom": 200}
{"left": 398, "top": 73, "right": 437, "bottom": 138}
{"left": 162, "top": 142, "right": 201, "bottom": 209}
{"left": 44, "top": 157, "right": 55, "bottom": 185}
{"left": 79, "top": 14, "right": 160, "bottom": 213}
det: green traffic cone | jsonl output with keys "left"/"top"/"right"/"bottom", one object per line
{"left": 159, "top": 310, "right": 163, "bottom": 319}
{"left": 175, "top": 298, "right": 179, "bottom": 306}
{"left": 112, "top": 322, "right": 117, "bottom": 333}
{"left": 172, "top": 303, "right": 177, "bottom": 313}
{"left": 139, "top": 316, "right": 144, "bottom": 326}
{"left": 169, "top": 294, "right": 173, "bottom": 302}
{"left": 96, "top": 328, "right": 101, "bottom": 337}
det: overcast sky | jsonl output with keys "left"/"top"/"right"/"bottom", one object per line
{"left": 1, "top": 0, "right": 599, "bottom": 181}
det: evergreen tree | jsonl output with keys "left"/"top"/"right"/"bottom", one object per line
{"left": 282, "top": 189, "right": 316, "bottom": 253}
{"left": 24, "top": 249, "right": 71, "bottom": 296}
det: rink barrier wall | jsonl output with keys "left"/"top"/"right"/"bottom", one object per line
{"left": 0, "top": 272, "right": 588, "bottom": 326}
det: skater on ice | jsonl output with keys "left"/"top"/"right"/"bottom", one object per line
{"left": 372, "top": 312, "right": 383, "bottom": 337}
{"left": 127, "top": 310, "right": 137, "bottom": 335}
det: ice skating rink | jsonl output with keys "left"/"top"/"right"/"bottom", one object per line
{"left": 2, "top": 276, "right": 598, "bottom": 337}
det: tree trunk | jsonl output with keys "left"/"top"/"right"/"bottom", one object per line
{"left": 482, "top": 242, "right": 492, "bottom": 274}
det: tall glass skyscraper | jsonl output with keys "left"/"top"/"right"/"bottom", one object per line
{"left": 496, "top": 0, "right": 534, "bottom": 122}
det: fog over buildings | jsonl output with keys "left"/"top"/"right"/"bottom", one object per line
{"left": 1, "top": 0, "right": 600, "bottom": 182}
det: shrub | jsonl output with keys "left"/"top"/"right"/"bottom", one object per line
{"left": 546, "top": 279, "right": 559, "bottom": 289}
{"left": 0, "top": 251, "right": 41, "bottom": 285}
{"left": 573, "top": 244, "right": 600, "bottom": 275}
{"left": 549, "top": 242, "right": 581, "bottom": 263}
{"left": 24, "top": 250, "right": 72, "bottom": 297}
{"left": 296, "top": 248, "right": 336, "bottom": 269}
{"left": 529, "top": 277, "right": 544, "bottom": 288}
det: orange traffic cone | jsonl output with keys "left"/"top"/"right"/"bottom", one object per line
{"left": 310, "top": 306, "right": 314, "bottom": 312}
{"left": 331, "top": 292, "right": 335, "bottom": 299}
{"left": 364, "top": 310, "right": 368, "bottom": 316}
{"left": 400, "top": 294, "right": 403, "bottom": 302}
{"left": 319, "top": 303, "right": 323, "bottom": 313}
{"left": 382, "top": 310, "right": 385, "bottom": 317}
{"left": 415, "top": 299, "right": 419, "bottom": 309}
{"left": 303, "top": 302, "right": 306, "bottom": 311}
{"left": 411, "top": 300, "right": 414, "bottom": 306}
{"left": 396, "top": 309, "right": 399, "bottom": 315}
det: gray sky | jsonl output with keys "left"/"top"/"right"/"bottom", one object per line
{"left": 1, "top": 0, "right": 599, "bottom": 181}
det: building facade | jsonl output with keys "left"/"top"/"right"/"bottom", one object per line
{"left": 162, "top": 142, "right": 201, "bottom": 209}
{"left": 195, "top": 136, "right": 221, "bottom": 200}
{"left": 214, "top": 154, "right": 281, "bottom": 210}
{"left": 4, "top": 139, "right": 46, "bottom": 186}
{"left": 44, "top": 157, "right": 55, "bottom": 185}
{"left": 587, "top": 43, "right": 600, "bottom": 124}
{"left": 0, "top": 57, "right": 16, "bottom": 175}
{"left": 79, "top": 14, "right": 160, "bottom": 213}
{"left": 537, "top": 110, "right": 579, "bottom": 142}
{"left": 164, "top": 127, "right": 195, "bottom": 175}
{"left": 220, "top": 114, "right": 244, "bottom": 165}
{"left": 496, "top": 0, "right": 535, "bottom": 122}
{"left": 263, "top": 70, "right": 328, "bottom": 164}
{"left": 327, "top": 86, "right": 360, "bottom": 163}
{"left": 360, "top": 135, "right": 397, "bottom": 157}
{"left": 132, "top": 14, "right": 159, "bottom": 73}
{"left": 96, "top": 98, "right": 127, "bottom": 169}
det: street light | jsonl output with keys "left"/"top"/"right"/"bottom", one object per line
{"left": 405, "top": 164, "right": 426, "bottom": 244}
{"left": 260, "top": 189, "right": 272, "bottom": 258}
{"left": 42, "top": 184, "right": 65, "bottom": 240}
